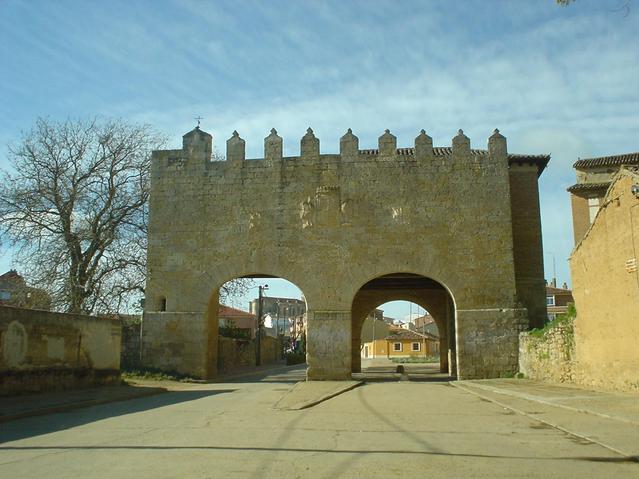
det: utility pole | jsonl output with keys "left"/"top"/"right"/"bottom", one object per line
{"left": 256, "top": 284, "right": 268, "bottom": 366}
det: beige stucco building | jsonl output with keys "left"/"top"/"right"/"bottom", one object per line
{"left": 141, "top": 126, "right": 549, "bottom": 380}
{"left": 569, "top": 167, "right": 639, "bottom": 390}
{"left": 568, "top": 152, "right": 639, "bottom": 244}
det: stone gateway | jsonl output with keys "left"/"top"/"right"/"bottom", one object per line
{"left": 141, "top": 126, "right": 549, "bottom": 380}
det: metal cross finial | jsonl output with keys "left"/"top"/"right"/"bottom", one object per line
{"left": 195, "top": 116, "right": 203, "bottom": 127}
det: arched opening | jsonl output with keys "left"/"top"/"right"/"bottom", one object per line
{"left": 351, "top": 273, "right": 456, "bottom": 379}
{"left": 213, "top": 274, "right": 308, "bottom": 377}
{"left": 358, "top": 301, "right": 444, "bottom": 378}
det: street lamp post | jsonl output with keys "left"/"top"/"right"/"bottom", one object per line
{"left": 256, "top": 284, "right": 268, "bottom": 366}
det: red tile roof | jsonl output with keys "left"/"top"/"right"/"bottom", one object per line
{"left": 567, "top": 182, "right": 610, "bottom": 194}
{"left": 385, "top": 329, "right": 438, "bottom": 341}
{"left": 546, "top": 285, "right": 573, "bottom": 295}
{"left": 357, "top": 147, "right": 550, "bottom": 175}
{"left": 573, "top": 152, "right": 639, "bottom": 169}
{"left": 218, "top": 305, "right": 255, "bottom": 319}
{"left": 0, "top": 270, "right": 21, "bottom": 280}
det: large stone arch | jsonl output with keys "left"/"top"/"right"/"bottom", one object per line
{"left": 142, "top": 126, "right": 547, "bottom": 380}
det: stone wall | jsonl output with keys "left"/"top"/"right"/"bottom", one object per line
{"left": 218, "top": 336, "right": 281, "bottom": 374}
{"left": 120, "top": 318, "right": 141, "bottom": 369}
{"left": 519, "top": 320, "right": 575, "bottom": 384}
{"left": 0, "top": 305, "right": 121, "bottom": 395}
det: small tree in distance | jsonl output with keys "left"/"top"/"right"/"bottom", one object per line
{"left": 0, "top": 118, "right": 164, "bottom": 314}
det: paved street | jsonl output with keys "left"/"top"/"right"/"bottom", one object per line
{"left": 1, "top": 365, "right": 637, "bottom": 478}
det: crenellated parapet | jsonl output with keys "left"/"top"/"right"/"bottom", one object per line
{"left": 152, "top": 126, "right": 549, "bottom": 177}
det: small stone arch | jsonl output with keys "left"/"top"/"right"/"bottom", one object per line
{"left": 350, "top": 273, "right": 458, "bottom": 376}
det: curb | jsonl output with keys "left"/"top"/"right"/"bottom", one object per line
{"left": 451, "top": 381, "right": 638, "bottom": 462}
{"left": 275, "top": 380, "right": 364, "bottom": 410}
{"left": 213, "top": 363, "right": 303, "bottom": 382}
{"left": 0, "top": 387, "right": 166, "bottom": 424}
{"left": 454, "top": 380, "right": 639, "bottom": 427}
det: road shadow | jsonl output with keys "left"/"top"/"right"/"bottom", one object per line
{"left": 0, "top": 389, "right": 234, "bottom": 443}
{"left": 220, "top": 364, "right": 307, "bottom": 384}
{"left": 1, "top": 443, "right": 635, "bottom": 463}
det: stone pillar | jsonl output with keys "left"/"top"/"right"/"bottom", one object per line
{"left": 350, "top": 314, "right": 367, "bottom": 373}
{"left": 439, "top": 337, "right": 449, "bottom": 373}
{"left": 455, "top": 308, "right": 528, "bottom": 379}
{"left": 414, "top": 129, "right": 434, "bottom": 161}
{"left": 452, "top": 129, "right": 470, "bottom": 157}
{"left": 378, "top": 129, "right": 397, "bottom": 157}
{"left": 226, "top": 130, "right": 245, "bottom": 166}
{"left": 447, "top": 299, "right": 457, "bottom": 377}
{"left": 306, "top": 310, "right": 352, "bottom": 380}
{"left": 264, "top": 128, "right": 283, "bottom": 165}
{"left": 182, "top": 126, "right": 212, "bottom": 161}
{"left": 300, "top": 127, "right": 320, "bottom": 159}
{"left": 340, "top": 128, "right": 359, "bottom": 160}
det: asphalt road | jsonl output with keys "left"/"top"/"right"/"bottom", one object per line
{"left": 1, "top": 365, "right": 637, "bottom": 478}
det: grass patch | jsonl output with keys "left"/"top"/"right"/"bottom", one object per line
{"left": 529, "top": 304, "right": 576, "bottom": 338}
{"left": 390, "top": 356, "right": 439, "bottom": 364}
{"left": 121, "top": 368, "right": 198, "bottom": 382}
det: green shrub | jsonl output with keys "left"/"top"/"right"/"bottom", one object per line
{"left": 285, "top": 352, "right": 306, "bottom": 365}
{"left": 121, "top": 368, "right": 197, "bottom": 382}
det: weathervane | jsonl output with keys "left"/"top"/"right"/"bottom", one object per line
{"left": 195, "top": 116, "right": 203, "bottom": 128}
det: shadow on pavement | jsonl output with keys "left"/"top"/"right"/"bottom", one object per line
{"left": 0, "top": 389, "right": 235, "bottom": 443}
{"left": 1, "top": 444, "right": 636, "bottom": 463}
{"left": 221, "top": 364, "right": 307, "bottom": 384}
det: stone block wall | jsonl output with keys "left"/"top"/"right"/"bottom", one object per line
{"left": 120, "top": 319, "right": 141, "bottom": 369}
{"left": 140, "top": 311, "right": 216, "bottom": 378}
{"left": 217, "top": 336, "right": 281, "bottom": 373}
{"left": 0, "top": 305, "right": 121, "bottom": 395}
{"left": 519, "top": 321, "right": 575, "bottom": 384}
{"left": 457, "top": 308, "right": 528, "bottom": 379}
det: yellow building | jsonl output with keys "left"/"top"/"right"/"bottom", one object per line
{"left": 362, "top": 330, "right": 439, "bottom": 358}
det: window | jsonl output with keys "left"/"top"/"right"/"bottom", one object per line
{"left": 546, "top": 295, "right": 555, "bottom": 306}
{"left": 393, "top": 342, "right": 402, "bottom": 352}
{"left": 411, "top": 342, "right": 420, "bottom": 352}
{"left": 0, "top": 290, "right": 10, "bottom": 300}
{"left": 159, "top": 296, "right": 167, "bottom": 311}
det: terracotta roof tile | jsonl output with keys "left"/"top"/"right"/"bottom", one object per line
{"left": 567, "top": 182, "right": 611, "bottom": 193}
{"left": 385, "top": 329, "right": 438, "bottom": 341}
{"left": 546, "top": 285, "right": 572, "bottom": 295}
{"left": 358, "top": 147, "right": 549, "bottom": 175}
{"left": 573, "top": 152, "right": 639, "bottom": 169}
{"left": 218, "top": 305, "right": 255, "bottom": 319}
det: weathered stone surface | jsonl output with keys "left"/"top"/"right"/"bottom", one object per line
{"left": 519, "top": 322, "right": 575, "bottom": 384}
{"left": 0, "top": 305, "right": 121, "bottom": 395}
{"left": 142, "top": 127, "right": 548, "bottom": 380}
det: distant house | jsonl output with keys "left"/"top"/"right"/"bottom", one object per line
{"left": 249, "top": 296, "right": 306, "bottom": 340}
{"left": 362, "top": 329, "right": 439, "bottom": 358}
{"left": 545, "top": 283, "right": 574, "bottom": 321}
{"left": 410, "top": 313, "right": 440, "bottom": 337}
{"left": 218, "top": 305, "right": 256, "bottom": 338}
{"left": 0, "top": 270, "right": 51, "bottom": 310}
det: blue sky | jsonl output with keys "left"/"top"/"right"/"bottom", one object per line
{"left": 1, "top": 0, "right": 638, "bottom": 319}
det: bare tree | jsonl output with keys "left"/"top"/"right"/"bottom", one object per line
{"left": 0, "top": 118, "right": 164, "bottom": 314}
